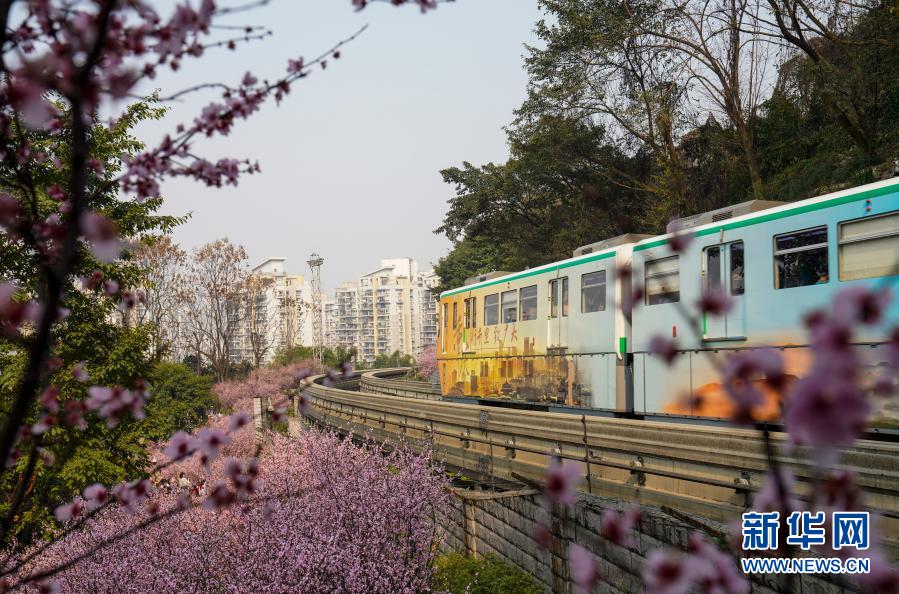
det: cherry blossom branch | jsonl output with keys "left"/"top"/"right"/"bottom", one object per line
{"left": 0, "top": 0, "right": 119, "bottom": 516}
{"left": 8, "top": 490, "right": 314, "bottom": 589}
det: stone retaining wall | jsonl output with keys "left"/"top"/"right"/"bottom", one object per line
{"left": 440, "top": 488, "right": 859, "bottom": 594}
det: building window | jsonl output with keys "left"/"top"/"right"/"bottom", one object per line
{"left": 550, "top": 277, "right": 569, "bottom": 319}
{"left": 645, "top": 256, "right": 680, "bottom": 305}
{"left": 774, "top": 226, "right": 829, "bottom": 289}
{"left": 730, "top": 242, "right": 745, "bottom": 295}
{"left": 484, "top": 294, "right": 499, "bottom": 325}
{"left": 581, "top": 271, "right": 606, "bottom": 313}
{"left": 464, "top": 297, "right": 477, "bottom": 328}
{"left": 520, "top": 285, "right": 538, "bottom": 321}
{"left": 839, "top": 211, "right": 899, "bottom": 281}
{"left": 501, "top": 290, "right": 517, "bottom": 323}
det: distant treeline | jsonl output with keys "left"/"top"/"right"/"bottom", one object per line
{"left": 434, "top": 0, "right": 899, "bottom": 293}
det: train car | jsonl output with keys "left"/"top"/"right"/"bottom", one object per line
{"left": 438, "top": 177, "right": 899, "bottom": 421}
{"left": 631, "top": 177, "right": 899, "bottom": 421}
{"left": 437, "top": 234, "right": 648, "bottom": 410}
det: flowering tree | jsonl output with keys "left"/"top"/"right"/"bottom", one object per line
{"left": 133, "top": 236, "right": 188, "bottom": 358}
{"left": 11, "top": 429, "right": 448, "bottom": 593}
{"left": 0, "top": 0, "right": 448, "bottom": 588}
{"left": 417, "top": 344, "right": 438, "bottom": 379}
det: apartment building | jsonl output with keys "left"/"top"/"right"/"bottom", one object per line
{"left": 229, "top": 257, "right": 313, "bottom": 365}
{"left": 323, "top": 258, "right": 438, "bottom": 362}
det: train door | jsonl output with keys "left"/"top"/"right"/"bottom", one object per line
{"left": 702, "top": 241, "right": 746, "bottom": 339}
{"left": 547, "top": 275, "right": 569, "bottom": 348}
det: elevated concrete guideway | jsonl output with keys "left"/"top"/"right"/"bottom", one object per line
{"left": 298, "top": 368, "right": 899, "bottom": 556}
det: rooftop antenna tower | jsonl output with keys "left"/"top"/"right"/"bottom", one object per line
{"left": 306, "top": 252, "right": 325, "bottom": 369}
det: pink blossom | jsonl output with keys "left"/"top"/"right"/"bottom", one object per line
{"left": 271, "top": 405, "right": 287, "bottom": 424}
{"left": 0, "top": 193, "right": 21, "bottom": 228}
{"left": 887, "top": 327, "right": 899, "bottom": 369}
{"left": 545, "top": 456, "right": 582, "bottom": 505}
{"left": 832, "top": 286, "right": 892, "bottom": 327}
{"left": 752, "top": 468, "right": 800, "bottom": 514}
{"left": 164, "top": 431, "right": 196, "bottom": 460}
{"left": 856, "top": 549, "right": 899, "bottom": 593}
{"left": 297, "top": 390, "right": 309, "bottom": 415}
{"left": 229, "top": 411, "right": 251, "bottom": 431}
{"left": 83, "top": 484, "right": 109, "bottom": 510}
{"left": 644, "top": 550, "right": 692, "bottom": 594}
{"left": 80, "top": 212, "right": 123, "bottom": 262}
{"left": 54, "top": 500, "right": 84, "bottom": 523}
{"left": 85, "top": 385, "right": 147, "bottom": 428}
{"left": 63, "top": 401, "right": 88, "bottom": 430}
{"left": 196, "top": 427, "right": 230, "bottom": 461}
{"left": 417, "top": 345, "right": 437, "bottom": 377}
{"left": 39, "top": 386, "right": 59, "bottom": 412}
{"left": 31, "top": 414, "right": 56, "bottom": 435}
{"left": 569, "top": 543, "right": 601, "bottom": 592}
{"left": 534, "top": 523, "right": 553, "bottom": 549}
{"left": 649, "top": 335, "right": 679, "bottom": 365}
{"left": 600, "top": 506, "right": 641, "bottom": 547}
{"left": 785, "top": 374, "right": 869, "bottom": 452}
{"left": 287, "top": 57, "right": 304, "bottom": 73}
{"left": 687, "top": 533, "right": 748, "bottom": 594}
{"left": 622, "top": 285, "right": 644, "bottom": 317}
{"left": 70, "top": 361, "right": 89, "bottom": 382}
{"left": 666, "top": 221, "right": 695, "bottom": 253}
{"left": 697, "top": 287, "right": 733, "bottom": 316}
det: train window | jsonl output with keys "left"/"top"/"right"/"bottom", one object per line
{"left": 774, "top": 226, "right": 829, "bottom": 289}
{"left": 464, "top": 297, "right": 477, "bottom": 328}
{"left": 452, "top": 302, "right": 458, "bottom": 329}
{"left": 484, "top": 294, "right": 499, "bottom": 325}
{"left": 550, "top": 278, "right": 569, "bottom": 318}
{"left": 645, "top": 256, "right": 680, "bottom": 304}
{"left": 550, "top": 279, "right": 559, "bottom": 318}
{"left": 706, "top": 246, "right": 723, "bottom": 290}
{"left": 730, "top": 242, "right": 745, "bottom": 295}
{"left": 502, "top": 290, "right": 518, "bottom": 323}
{"left": 581, "top": 271, "right": 606, "bottom": 313}
{"left": 839, "top": 211, "right": 899, "bottom": 281}
{"left": 442, "top": 303, "right": 447, "bottom": 329}
{"left": 520, "top": 285, "right": 538, "bottom": 320}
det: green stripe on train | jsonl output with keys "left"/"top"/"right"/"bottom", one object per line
{"left": 633, "top": 183, "right": 899, "bottom": 252}
{"left": 441, "top": 250, "right": 617, "bottom": 297}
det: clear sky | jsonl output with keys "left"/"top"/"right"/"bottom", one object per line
{"left": 135, "top": 0, "right": 543, "bottom": 292}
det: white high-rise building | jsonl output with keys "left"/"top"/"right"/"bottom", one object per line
{"left": 229, "top": 258, "right": 313, "bottom": 365}
{"left": 323, "top": 258, "right": 438, "bottom": 362}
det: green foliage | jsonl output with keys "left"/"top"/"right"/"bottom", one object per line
{"left": 368, "top": 350, "right": 415, "bottom": 370}
{"left": 272, "top": 344, "right": 358, "bottom": 369}
{"left": 0, "top": 100, "right": 193, "bottom": 545}
{"left": 431, "top": 554, "right": 543, "bottom": 594}
{"left": 141, "top": 362, "right": 218, "bottom": 443}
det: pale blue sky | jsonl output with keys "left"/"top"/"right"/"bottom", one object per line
{"left": 136, "top": 1, "right": 542, "bottom": 291}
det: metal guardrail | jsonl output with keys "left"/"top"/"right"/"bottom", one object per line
{"left": 300, "top": 371, "right": 899, "bottom": 551}
{"left": 358, "top": 368, "right": 441, "bottom": 400}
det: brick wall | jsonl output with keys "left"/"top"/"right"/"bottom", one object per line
{"left": 440, "top": 488, "right": 859, "bottom": 594}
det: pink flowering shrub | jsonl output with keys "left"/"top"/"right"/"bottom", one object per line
{"left": 417, "top": 345, "right": 438, "bottom": 379}
{"left": 213, "top": 361, "right": 311, "bottom": 413}
{"left": 13, "top": 430, "right": 448, "bottom": 593}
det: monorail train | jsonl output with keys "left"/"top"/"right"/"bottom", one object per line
{"left": 436, "top": 177, "right": 899, "bottom": 422}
